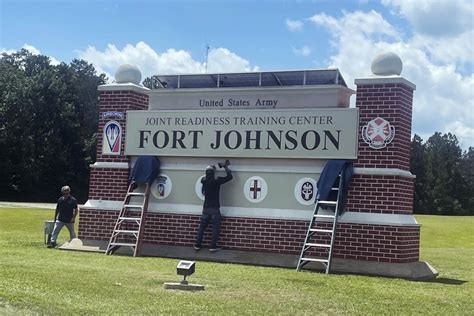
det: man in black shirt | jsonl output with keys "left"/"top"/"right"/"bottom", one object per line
{"left": 48, "top": 185, "right": 79, "bottom": 248}
{"left": 194, "top": 162, "right": 233, "bottom": 252}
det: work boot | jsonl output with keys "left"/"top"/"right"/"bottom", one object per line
{"left": 209, "top": 245, "right": 222, "bottom": 252}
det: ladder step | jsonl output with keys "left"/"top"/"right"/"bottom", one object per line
{"left": 123, "top": 204, "right": 143, "bottom": 209}
{"left": 301, "top": 257, "right": 329, "bottom": 263}
{"left": 119, "top": 217, "right": 142, "bottom": 221}
{"left": 318, "top": 201, "right": 337, "bottom": 205}
{"left": 115, "top": 230, "right": 139, "bottom": 234}
{"left": 306, "top": 243, "right": 331, "bottom": 248}
{"left": 314, "top": 214, "right": 335, "bottom": 219}
{"left": 110, "top": 242, "right": 136, "bottom": 247}
{"left": 127, "top": 192, "right": 145, "bottom": 196}
{"left": 309, "top": 228, "right": 333, "bottom": 233}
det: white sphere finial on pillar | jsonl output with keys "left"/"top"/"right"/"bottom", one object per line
{"left": 371, "top": 52, "right": 403, "bottom": 76}
{"left": 115, "top": 64, "right": 142, "bottom": 85}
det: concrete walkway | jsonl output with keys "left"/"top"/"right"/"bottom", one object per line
{"left": 0, "top": 201, "right": 56, "bottom": 209}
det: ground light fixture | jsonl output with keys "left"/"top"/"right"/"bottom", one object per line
{"left": 163, "top": 260, "right": 205, "bottom": 291}
{"left": 176, "top": 260, "right": 195, "bottom": 284}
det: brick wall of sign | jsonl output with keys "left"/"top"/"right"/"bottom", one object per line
{"left": 97, "top": 90, "right": 149, "bottom": 163}
{"left": 88, "top": 168, "right": 129, "bottom": 201}
{"left": 78, "top": 209, "right": 419, "bottom": 263}
{"left": 345, "top": 175, "right": 414, "bottom": 214}
{"left": 354, "top": 82, "right": 413, "bottom": 171}
{"left": 81, "top": 88, "right": 149, "bottom": 241}
{"left": 89, "top": 89, "right": 149, "bottom": 200}
{"left": 80, "top": 79, "right": 421, "bottom": 264}
{"left": 346, "top": 81, "right": 415, "bottom": 216}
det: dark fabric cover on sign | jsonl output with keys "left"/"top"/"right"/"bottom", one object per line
{"left": 130, "top": 156, "right": 161, "bottom": 185}
{"left": 316, "top": 160, "right": 354, "bottom": 213}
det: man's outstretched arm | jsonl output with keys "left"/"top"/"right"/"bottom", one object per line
{"left": 218, "top": 166, "right": 233, "bottom": 184}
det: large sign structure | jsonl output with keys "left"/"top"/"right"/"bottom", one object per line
{"left": 79, "top": 64, "right": 437, "bottom": 280}
{"left": 125, "top": 109, "right": 358, "bottom": 159}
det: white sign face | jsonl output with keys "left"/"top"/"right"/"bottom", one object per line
{"left": 151, "top": 174, "right": 172, "bottom": 199}
{"left": 294, "top": 177, "right": 317, "bottom": 205}
{"left": 102, "top": 120, "right": 122, "bottom": 155}
{"left": 244, "top": 176, "right": 268, "bottom": 203}
{"left": 361, "top": 117, "right": 395, "bottom": 149}
{"left": 125, "top": 108, "right": 358, "bottom": 159}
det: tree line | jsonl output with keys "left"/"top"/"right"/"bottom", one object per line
{"left": 0, "top": 49, "right": 106, "bottom": 202}
{"left": 0, "top": 50, "right": 472, "bottom": 214}
{"left": 411, "top": 133, "right": 473, "bottom": 215}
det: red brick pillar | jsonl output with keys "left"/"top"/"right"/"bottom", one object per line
{"left": 79, "top": 84, "right": 149, "bottom": 240}
{"left": 349, "top": 77, "right": 416, "bottom": 214}
{"left": 338, "top": 77, "right": 419, "bottom": 263}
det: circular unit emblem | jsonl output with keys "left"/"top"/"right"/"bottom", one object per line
{"left": 294, "top": 177, "right": 317, "bottom": 205}
{"left": 362, "top": 117, "right": 395, "bottom": 149}
{"left": 151, "top": 174, "right": 172, "bottom": 199}
{"left": 243, "top": 176, "right": 268, "bottom": 203}
{"left": 195, "top": 176, "right": 206, "bottom": 201}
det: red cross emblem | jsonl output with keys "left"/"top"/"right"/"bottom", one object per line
{"left": 362, "top": 117, "right": 395, "bottom": 149}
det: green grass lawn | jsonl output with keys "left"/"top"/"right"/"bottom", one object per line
{"left": 0, "top": 207, "right": 473, "bottom": 315}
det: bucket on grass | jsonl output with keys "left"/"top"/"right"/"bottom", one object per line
{"left": 44, "top": 220, "right": 55, "bottom": 244}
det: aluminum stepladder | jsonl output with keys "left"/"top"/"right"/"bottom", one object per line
{"left": 296, "top": 166, "right": 346, "bottom": 274}
{"left": 105, "top": 182, "right": 150, "bottom": 257}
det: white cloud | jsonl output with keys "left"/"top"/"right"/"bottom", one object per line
{"left": 382, "top": 0, "right": 473, "bottom": 37}
{"left": 77, "top": 42, "right": 258, "bottom": 82}
{"left": 292, "top": 45, "right": 312, "bottom": 57}
{"left": 445, "top": 121, "right": 474, "bottom": 147}
{"left": 309, "top": 10, "right": 399, "bottom": 40}
{"left": 1, "top": 44, "right": 60, "bottom": 65}
{"left": 207, "top": 47, "right": 259, "bottom": 73}
{"left": 22, "top": 43, "right": 60, "bottom": 65}
{"left": 383, "top": 0, "right": 473, "bottom": 73}
{"left": 286, "top": 18, "right": 304, "bottom": 32}
{"left": 0, "top": 48, "right": 16, "bottom": 55}
{"left": 22, "top": 43, "right": 41, "bottom": 55}
{"left": 308, "top": 10, "right": 474, "bottom": 148}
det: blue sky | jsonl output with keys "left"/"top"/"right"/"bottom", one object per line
{"left": 1, "top": 0, "right": 473, "bottom": 148}
{"left": 2, "top": 0, "right": 391, "bottom": 70}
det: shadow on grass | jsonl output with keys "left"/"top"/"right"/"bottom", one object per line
{"left": 426, "top": 277, "right": 468, "bottom": 285}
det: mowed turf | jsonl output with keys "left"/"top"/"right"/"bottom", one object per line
{"left": 0, "top": 207, "right": 473, "bottom": 315}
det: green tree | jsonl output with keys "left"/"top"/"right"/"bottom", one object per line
{"left": 410, "top": 134, "right": 427, "bottom": 213}
{"left": 460, "top": 147, "right": 474, "bottom": 214}
{"left": 423, "top": 133, "right": 465, "bottom": 215}
{"left": 0, "top": 50, "right": 106, "bottom": 202}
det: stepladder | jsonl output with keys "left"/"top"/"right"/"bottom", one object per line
{"left": 105, "top": 182, "right": 150, "bottom": 257}
{"left": 296, "top": 166, "right": 347, "bottom": 274}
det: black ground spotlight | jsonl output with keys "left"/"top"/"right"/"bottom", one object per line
{"left": 177, "top": 260, "right": 195, "bottom": 285}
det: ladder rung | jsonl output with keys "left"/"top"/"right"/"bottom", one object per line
{"left": 123, "top": 204, "right": 143, "bottom": 209}
{"left": 318, "top": 201, "right": 337, "bottom": 205}
{"left": 119, "top": 217, "right": 141, "bottom": 221}
{"left": 309, "top": 228, "right": 333, "bottom": 233}
{"left": 314, "top": 214, "right": 335, "bottom": 218}
{"left": 301, "top": 257, "right": 329, "bottom": 263}
{"left": 115, "top": 230, "right": 139, "bottom": 234}
{"left": 306, "top": 243, "right": 331, "bottom": 248}
{"left": 127, "top": 192, "right": 145, "bottom": 196}
{"left": 110, "top": 242, "right": 136, "bottom": 247}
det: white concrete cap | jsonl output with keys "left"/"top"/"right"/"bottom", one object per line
{"left": 371, "top": 52, "right": 403, "bottom": 76}
{"left": 115, "top": 64, "right": 142, "bottom": 85}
